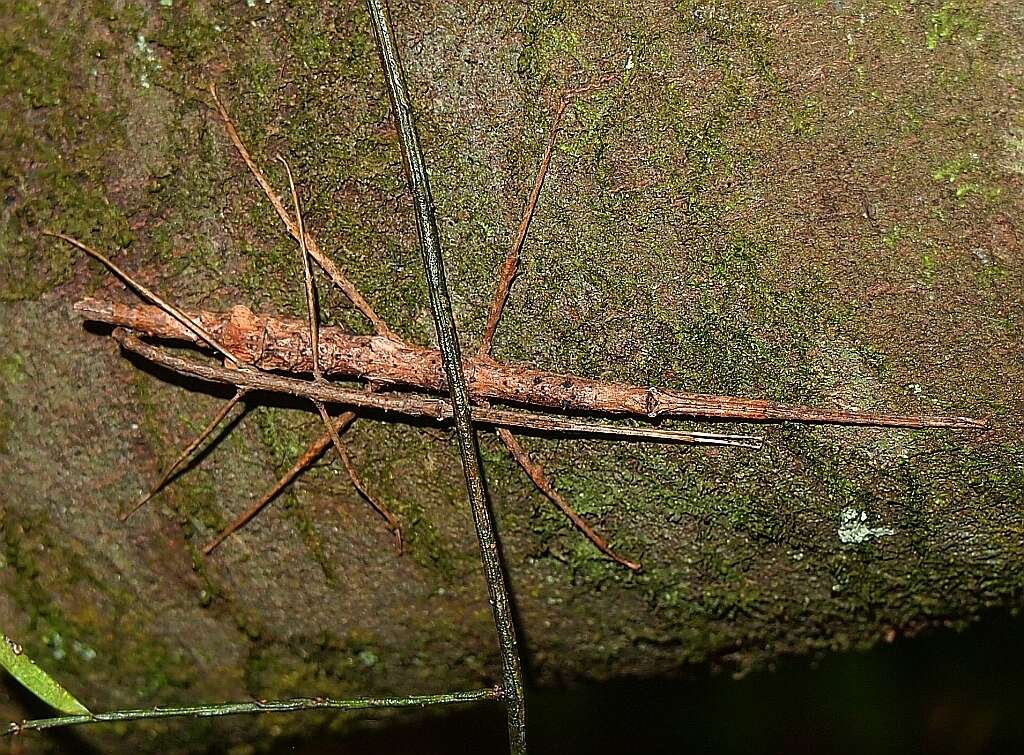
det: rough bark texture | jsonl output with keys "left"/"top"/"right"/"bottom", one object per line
{"left": 0, "top": 0, "right": 1021, "bottom": 753}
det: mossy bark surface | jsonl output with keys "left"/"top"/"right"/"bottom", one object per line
{"left": 0, "top": 0, "right": 1021, "bottom": 752}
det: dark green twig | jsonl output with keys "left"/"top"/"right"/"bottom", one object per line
{"left": 364, "top": 1, "right": 527, "bottom": 752}
{"left": 7, "top": 688, "right": 501, "bottom": 735}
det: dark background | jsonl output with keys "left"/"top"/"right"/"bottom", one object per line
{"left": 263, "top": 611, "right": 1024, "bottom": 754}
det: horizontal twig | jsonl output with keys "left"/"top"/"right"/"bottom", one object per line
{"left": 78, "top": 299, "right": 987, "bottom": 431}
{"left": 7, "top": 687, "right": 501, "bottom": 734}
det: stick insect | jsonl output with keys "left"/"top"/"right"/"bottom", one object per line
{"left": 23, "top": 2, "right": 985, "bottom": 750}
{"left": 56, "top": 79, "right": 984, "bottom": 569}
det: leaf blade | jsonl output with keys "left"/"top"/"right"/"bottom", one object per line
{"left": 0, "top": 633, "right": 91, "bottom": 716}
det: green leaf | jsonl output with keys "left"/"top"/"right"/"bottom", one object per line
{"left": 0, "top": 633, "right": 91, "bottom": 715}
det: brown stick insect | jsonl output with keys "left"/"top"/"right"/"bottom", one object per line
{"left": 49, "top": 83, "right": 983, "bottom": 573}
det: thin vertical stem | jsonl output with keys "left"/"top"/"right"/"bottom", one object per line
{"left": 364, "top": 2, "right": 527, "bottom": 752}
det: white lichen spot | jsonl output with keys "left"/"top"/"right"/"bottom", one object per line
{"left": 72, "top": 640, "right": 97, "bottom": 662}
{"left": 134, "top": 34, "right": 162, "bottom": 90}
{"left": 838, "top": 508, "right": 895, "bottom": 544}
{"left": 48, "top": 632, "right": 65, "bottom": 661}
